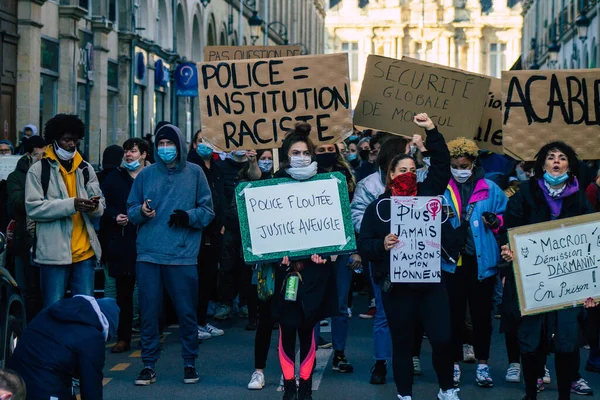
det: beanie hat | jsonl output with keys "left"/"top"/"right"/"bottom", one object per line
{"left": 155, "top": 124, "right": 181, "bottom": 150}
{"left": 102, "top": 145, "right": 124, "bottom": 170}
{"left": 97, "top": 297, "right": 120, "bottom": 341}
{"left": 23, "top": 136, "right": 46, "bottom": 154}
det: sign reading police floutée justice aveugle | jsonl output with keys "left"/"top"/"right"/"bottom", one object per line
{"left": 509, "top": 214, "right": 600, "bottom": 316}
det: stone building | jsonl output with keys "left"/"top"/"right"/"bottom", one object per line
{"left": 326, "top": 0, "right": 523, "bottom": 108}
{"left": 521, "top": 0, "right": 599, "bottom": 70}
{"left": 12, "top": 0, "right": 326, "bottom": 164}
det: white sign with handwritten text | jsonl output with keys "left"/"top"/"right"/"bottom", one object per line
{"left": 0, "top": 156, "right": 20, "bottom": 181}
{"left": 510, "top": 215, "right": 600, "bottom": 315}
{"left": 390, "top": 196, "right": 442, "bottom": 283}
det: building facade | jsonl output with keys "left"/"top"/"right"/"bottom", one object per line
{"left": 326, "top": 0, "right": 523, "bottom": 108}
{"left": 14, "top": 0, "right": 326, "bottom": 165}
{"left": 521, "top": 0, "right": 599, "bottom": 70}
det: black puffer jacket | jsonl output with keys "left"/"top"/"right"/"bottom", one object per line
{"left": 502, "top": 178, "right": 595, "bottom": 353}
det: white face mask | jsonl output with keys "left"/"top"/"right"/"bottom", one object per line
{"left": 54, "top": 141, "right": 76, "bottom": 161}
{"left": 451, "top": 167, "right": 472, "bottom": 184}
{"left": 289, "top": 155, "right": 312, "bottom": 169}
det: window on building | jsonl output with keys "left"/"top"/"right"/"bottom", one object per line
{"left": 41, "top": 38, "right": 59, "bottom": 72}
{"left": 133, "top": 85, "right": 145, "bottom": 137}
{"left": 39, "top": 75, "right": 57, "bottom": 131}
{"left": 107, "top": 92, "right": 118, "bottom": 144}
{"left": 154, "top": 90, "right": 165, "bottom": 126}
{"left": 77, "top": 84, "right": 87, "bottom": 126}
{"left": 109, "top": 0, "right": 117, "bottom": 23}
{"left": 489, "top": 43, "right": 507, "bottom": 78}
{"left": 341, "top": 42, "right": 359, "bottom": 81}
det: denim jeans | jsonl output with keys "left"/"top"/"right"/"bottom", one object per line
{"left": 331, "top": 254, "right": 352, "bottom": 352}
{"left": 137, "top": 262, "right": 199, "bottom": 367}
{"left": 369, "top": 264, "right": 392, "bottom": 361}
{"left": 39, "top": 258, "right": 96, "bottom": 308}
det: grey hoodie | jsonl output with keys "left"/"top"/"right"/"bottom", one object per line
{"left": 127, "top": 124, "right": 215, "bottom": 266}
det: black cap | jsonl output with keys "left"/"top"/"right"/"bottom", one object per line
{"left": 155, "top": 125, "right": 180, "bottom": 150}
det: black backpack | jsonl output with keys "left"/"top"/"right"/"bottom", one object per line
{"left": 40, "top": 158, "right": 89, "bottom": 198}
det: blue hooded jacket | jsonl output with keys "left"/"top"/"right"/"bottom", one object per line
{"left": 127, "top": 124, "right": 215, "bottom": 265}
{"left": 9, "top": 297, "right": 110, "bottom": 400}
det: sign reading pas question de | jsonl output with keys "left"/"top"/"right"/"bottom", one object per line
{"left": 235, "top": 172, "right": 356, "bottom": 264}
{"left": 509, "top": 213, "right": 600, "bottom": 316}
{"left": 389, "top": 196, "right": 442, "bottom": 283}
{"left": 198, "top": 53, "right": 353, "bottom": 151}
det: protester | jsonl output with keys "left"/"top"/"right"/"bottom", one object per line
{"left": 96, "top": 144, "right": 124, "bottom": 185}
{"left": 355, "top": 137, "right": 377, "bottom": 182}
{"left": 0, "top": 369, "right": 26, "bottom": 400}
{"left": 25, "top": 114, "right": 104, "bottom": 307}
{"left": 257, "top": 149, "right": 274, "bottom": 178}
{"left": 440, "top": 137, "right": 507, "bottom": 388}
{"left": 101, "top": 138, "right": 148, "bottom": 353}
{"left": 314, "top": 142, "right": 357, "bottom": 373}
{"left": 215, "top": 148, "right": 261, "bottom": 320}
{"left": 501, "top": 141, "right": 597, "bottom": 400}
{"left": 347, "top": 139, "right": 361, "bottom": 170}
{"left": 127, "top": 123, "right": 214, "bottom": 386}
{"left": 15, "top": 125, "right": 38, "bottom": 155}
{"left": 9, "top": 296, "right": 119, "bottom": 400}
{"left": 188, "top": 130, "right": 226, "bottom": 339}
{"left": 0, "top": 140, "right": 14, "bottom": 156}
{"left": 585, "top": 168, "right": 600, "bottom": 211}
{"left": 272, "top": 123, "right": 338, "bottom": 400}
{"left": 6, "top": 135, "right": 46, "bottom": 322}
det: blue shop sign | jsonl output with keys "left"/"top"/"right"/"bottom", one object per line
{"left": 174, "top": 62, "right": 198, "bottom": 97}
{"left": 155, "top": 59, "right": 170, "bottom": 87}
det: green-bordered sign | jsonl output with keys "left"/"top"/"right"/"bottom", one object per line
{"left": 235, "top": 172, "right": 356, "bottom": 264}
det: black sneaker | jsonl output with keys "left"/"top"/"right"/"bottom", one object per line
{"left": 332, "top": 354, "right": 354, "bottom": 373}
{"left": 245, "top": 319, "right": 257, "bottom": 331}
{"left": 134, "top": 367, "right": 157, "bottom": 386}
{"left": 317, "top": 336, "right": 332, "bottom": 349}
{"left": 183, "top": 366, "right": 200, "bottom": 384}
{"left": 282, "top": 379, "right": 298, "bottom": 400}
{"left": 370, "top": 361, "right": 386, "bottom": 385}
{"left": 298, "top": 377, "right": 313, "bottom": 400}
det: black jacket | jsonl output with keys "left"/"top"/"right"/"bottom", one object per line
{"left": 188, "top": 151, "right": 225, "bottom": 236}
{"left": 9, "top": 297, "right": 106, "bottom": 400}
{"left": 101, "top": 168, "right": 138, "bottom": 276}
{"left": 502, "top": 179, "right": 595, "bottom": 352}
{"left": 6, "top": 155, "right": 33, "bottom": 255}
{"left": 357, "top": 127, "right": 451, "bottom": 283}
{"left": 218, "top": 157, "right": 247, "bottom": 232}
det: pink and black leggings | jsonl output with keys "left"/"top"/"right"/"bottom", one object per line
{"left": 278, "top": 324, "right": 316, "bottom": 380}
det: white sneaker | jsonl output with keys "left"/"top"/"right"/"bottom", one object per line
{"left": 505, "top": 363, "right": 521, "bottom": 383}
{"left": 543, "top": 366, "right": 551, "bottom": 384}
{"left": 453, "top": 364, "right": 461, "bottom": 387}
{"left": 347, "top": 307, "right": 352, "bottom": 318}
{"left": 476, "top": 364, "right": 494, "bottom": 388}
{"left": 247, "top": 371, "right": 265, "bottom": 390}
{"left": 197, "top": 326, "right": 211, "bottom": 340}
{"left": 203, "top": 323, "right": 224, "bottom": 337}
{"left": 397, "top": 396, "right": 412, "bottom": 400}
{"left": 438, "top": 388, "right": 460, "bottom": 400}
{"left": 462, "top": 344, "right": 476, "bottom": 363}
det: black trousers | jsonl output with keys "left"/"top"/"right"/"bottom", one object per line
{"left": 115, "top": 275, "right": 136, "bottom": 343}
{"left": 255, "top": 297, "right": 275, "bottom": 369}
{"left": 382, "top": 283, "right": 454, "bottom": 396}
{"left": 217, "top": 230, "right": 246, "bottom": 307}
{"left": 443, "top": 255, "right": 495, "bottom": 362}
{"left": 505, "top": 328, "right": 521, "bottom": 364}
{"left": 279, "top": 323, "right": 315, "bottom": 380}
{"left": 522, "top": 349, "right": 578, "bottom": 399}
{"left": 14, "top": 255, "right": 42, "bottom": 323}
{"left": 586, "top": 305, "right": 600, "bottom": 350}
{"left": 197, "top": 236, "right": 220, "bottom": 326}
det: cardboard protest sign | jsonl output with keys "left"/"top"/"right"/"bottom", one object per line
{"left": 204, "top": 46, "right": 302, "bottom": 62}
{"left": 502, "top": 69, "right": 600, "bottom": 160}
{"left": 199, "top": 54, "right": 353, "bottom": 151}
{"left": 236, "top": 172, "right": 356, "bottom": 263}
{"left": 0, "top": 155, "right": 20, "bottom": 180}
{"left": 508, "top": 213, "right": 600, "bottom": 316}
{"left": 390, "top": 196, "right": 442, "bottom": 283}
{"left": 401, "top": 57, "right": 502, "bottom": 153}
{"left": 354, "top": 55, "right": 490, "bottom": 141}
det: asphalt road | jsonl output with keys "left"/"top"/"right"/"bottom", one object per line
{"left": 100, "top": 295, "right": 600, "bottom": 400}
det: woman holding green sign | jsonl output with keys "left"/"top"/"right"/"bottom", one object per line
{"left": 501, "top": 141, "right": 597, "bottom": 400}
{"left": 271, "top": 122, "right": 338, "bottom": 400}
{"left": 358, "top": 113, "right": 457, "bottom": 400}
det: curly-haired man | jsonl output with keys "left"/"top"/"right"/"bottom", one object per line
{"left": 25, "top": 114, "right": 104, "bottom": 307}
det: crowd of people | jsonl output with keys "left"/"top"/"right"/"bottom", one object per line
{"left": 0, "top": 112, "right": 598, "bottom": 400}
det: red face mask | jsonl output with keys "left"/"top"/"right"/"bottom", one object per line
{"left": 390, "top": 172, "right": 418, "bottom": 197}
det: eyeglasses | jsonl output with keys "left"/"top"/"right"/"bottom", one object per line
{"left": 0, "top": 148, "right": 12, "bottom": 155}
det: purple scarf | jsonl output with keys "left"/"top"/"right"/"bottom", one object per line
{"left": 537, "top": 178, "right": 580, "bottom": 219}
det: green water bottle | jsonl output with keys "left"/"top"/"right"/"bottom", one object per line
{"left": 284, "top": 275, "right": 299, "bottom": 302}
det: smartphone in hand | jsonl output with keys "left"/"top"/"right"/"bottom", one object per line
{"left": 144, "top": 199, "right": 153, "bottom": 211}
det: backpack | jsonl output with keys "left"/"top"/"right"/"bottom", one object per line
{"left": 40, "top": 158, "right": 89, "bottom": 198}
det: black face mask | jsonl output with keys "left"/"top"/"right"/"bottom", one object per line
{"left": 359, "top": 149, "right": 370, "bottom": 162}
{"left": 349, "top": 157, "right": 360, "bottom": 169}
{"left": 316, "top": 152, "right": 337, "bottom": 169}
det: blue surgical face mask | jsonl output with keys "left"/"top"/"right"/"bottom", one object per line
{"left": 347, "top": 153, "right": 357, "bottom": 162}
{"left": 233, "top": 150, "right": 247, "bottom": 158}
{"left": 123, "top": 158, "right": 141, "bottom": 171}
{"left": 157, "top": 146, "right": 178, "bottom": 164}
{"left": 258, "top": 159, "right": 273, "bottom": 173}
{"left": 348, "top": 135, "right": 359, "bottom": 142}
{"left": 543, "top": 171, "right": 569, "bottom": 186}
{"left": 197, "top": 143, "right": 213, "bottom": 158}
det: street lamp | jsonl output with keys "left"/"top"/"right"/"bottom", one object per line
{"left": 575, "top": 13, "right": 590, "bottom": 42}
{"left": 248, "top": 11, "right": 263, "bottom": 45}
{"left": 548, "top": 39, "right": 561, "bottom": 65}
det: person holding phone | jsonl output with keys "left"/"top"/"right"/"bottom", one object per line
{"left": 25, "top": 114, "right": 105, "bottom": 307}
